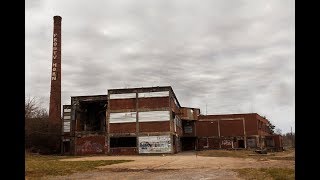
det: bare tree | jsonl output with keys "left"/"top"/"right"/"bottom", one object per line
{"left": 25, "top": 96, "right": 38, "bottom": 119}
{"left": 25, "top": 96, "right": 50, "bottom": 154}
{"left": 265, "top": 118, "right": 276, "bottom": 134}
{"left": 275, "top": 128, "right": 282, "bottom": 135}
{"left": 25, "top": 96, "right": 49, "bottom": 119}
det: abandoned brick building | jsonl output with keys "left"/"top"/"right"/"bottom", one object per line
{"left": 61, "top": 86, "right": 283, "bottom": 155}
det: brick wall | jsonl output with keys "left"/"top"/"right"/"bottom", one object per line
{"left": 75, "top": 135, "right": 105, "bottom": 155}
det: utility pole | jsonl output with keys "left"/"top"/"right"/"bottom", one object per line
{"left": 206, "top": 104, "right": 207, "bottom": 115}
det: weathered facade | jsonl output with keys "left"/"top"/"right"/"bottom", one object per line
{"left": 180, "top": 107, "right": 200, "bottom": 151}
{"left": 196, "top": 113, "right": 277, "bottom": 150}
{"left": 62, "top": 95, "right": 108, "bottom": 155}
{"left": 107, "top": 86, "right": 182, "bottom": 155}
{"left": 62, "top": 86, "right": 283, "bottom": 155}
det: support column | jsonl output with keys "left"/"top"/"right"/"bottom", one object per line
{"left": 242, "top": 118, "right": 247, "bottom": 149}
{"left": 136, "top": 92, "right": 139, "bottom": 153}
{"left": 106, "top": 94, "right": 110, "bottom": 154}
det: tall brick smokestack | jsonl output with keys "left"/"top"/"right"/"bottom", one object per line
{"left": 48, "top": 16, "right": 62, "bottom": 153}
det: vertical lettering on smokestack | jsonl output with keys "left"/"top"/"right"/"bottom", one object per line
{"left": 49, "top": 16, "right": 62, "bottom": 152}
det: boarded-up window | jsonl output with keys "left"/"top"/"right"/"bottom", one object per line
{"left": 139, "top": 111, "right": 170, "bottom": 122}
{"left": 138, "top": 91, "right": 169, "bottom": 98}
{"left": 63, "top": 105, "right": 72, "bottom": 133}
{"left": 64, "top": 121, "right": 70, "bottom": 132}
{"left": 110, "top": 93, "right": 136, "bottom": 99}
{"left": 109, "top": 112, "right": 136, "bottom": 123}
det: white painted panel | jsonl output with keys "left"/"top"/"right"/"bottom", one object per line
{"left": 64, "top": 109, "right": 71, "bottom": 112}
{"left": 138, "top": 135, "right": 171, "bottom": 153}
{"left": 138, "top": 91, "right": 169, "bottom": 98}
{"left": 138, "top": 111, "right": 170, "bottom": 122}
{"left": 64, "top": 121, "right": 70, "bottom": 132}
{"left": 109, "top": 112, "right": 136, "bottom": 123}
{"left": 64, "top": 116, "right": 71, "bottom": 120}
{"left": 110, "top": 93, "right": 136, "bottom": 99}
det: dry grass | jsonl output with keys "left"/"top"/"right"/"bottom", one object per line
{"left": 268, "top": 156, "right": 295, "bottom": 161}
{"left": 25, "top": 154, "right": 133, "bottom": 179}
{"left": 197, "top": 149, "right": 295, "bottom": 161}
{"left": 234, "top": 168, "right": 295, "bottom": 180}
{"left": 197, "top": 150, "right": 253, "bottom": 158}
{"left": 198, "top": 149, "right": 295, "bottom": 179}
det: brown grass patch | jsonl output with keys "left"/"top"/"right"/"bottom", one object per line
{"left": 197, "top": 149, "right": 295, "bottom": 161}
{"left": 234, "top": 168, "right": 295, "bottom": 180}
{"left": 25, "top": 154, "right": 133, "bottom": 179}
{"left": 197, "top": 150, "right": 253, "bottom": 158}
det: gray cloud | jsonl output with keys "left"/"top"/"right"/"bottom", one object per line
{"left": 26, "top": 0, "right": 295, "bottom": 133}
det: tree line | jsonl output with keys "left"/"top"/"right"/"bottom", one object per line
{"left": 25, "top": 96, "right": 54, "bottom": 154}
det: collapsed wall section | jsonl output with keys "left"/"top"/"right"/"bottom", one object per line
{"left": 68, "top": 95, "right": 108, "bottom": 155}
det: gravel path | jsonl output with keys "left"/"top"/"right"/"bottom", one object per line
{"left": 47, "top": 151, "right": 294, "bottom": 180}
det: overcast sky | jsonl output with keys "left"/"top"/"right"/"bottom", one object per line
{"left": 26, "top": 0, "right": 295, "bottom": 133}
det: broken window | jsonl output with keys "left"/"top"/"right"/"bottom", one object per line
{"left": 63, "top": 106, "right": 71, "bottom": 133}
{"left": 110, "top": 137, "right": 136, "bottom": 147}
{"left": 77, "top": 100, "right": 106, "bottom": 131}
{"left": 238, "top": 140, "right": 245, "bottom": 148}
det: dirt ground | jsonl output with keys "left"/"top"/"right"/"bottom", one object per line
{"left": 47, "top": 151, "right": 294, "bottom": 180}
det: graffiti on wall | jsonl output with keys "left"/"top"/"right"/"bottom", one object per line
{"left": 138, "top": 135, "right": 171, "bottom": 153}
{"left": 76, "top": 140, "right": 103, "bottom": 154}
{"left": 221, "top": 140, "right": 232, "bottom": 146}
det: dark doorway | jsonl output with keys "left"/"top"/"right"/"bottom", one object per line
{"left": 63, "top": 141, "right": 70, "bottom": 154}
{"left": 110, "top": 137, "right": 137, "bottom": 148}
{"left": 181, "top": 137, "right": 196, "bottom": 151}
{"left": 238, "top": 140, "right": 245, "bottom": 148}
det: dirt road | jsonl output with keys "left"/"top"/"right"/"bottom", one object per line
{"left": 47, "top": 151, "right": 294, "bottom": 180}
